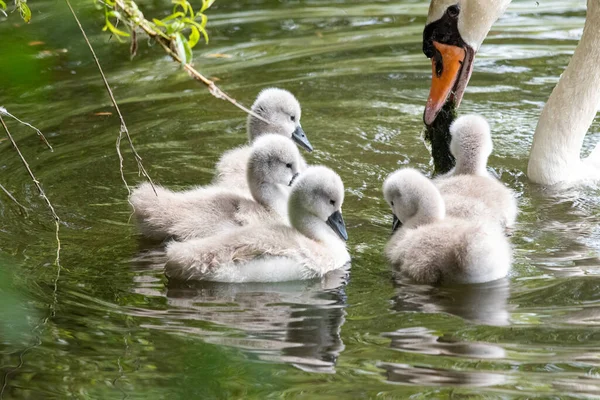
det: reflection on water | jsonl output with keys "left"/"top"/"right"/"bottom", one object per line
{"left": 383, "top": 327, "right": 506, "bottom": 359}
{"left": 1, "top": 0, "right": 600, "bottom": 397}
{"left": 379, "top": 362, "right": 508, "bottom": 388}
{"left": 130, "top": 247, "right": 347, "bottom": 373}
{"left": 392, "top": 279, "right": 512, "bottom": 326}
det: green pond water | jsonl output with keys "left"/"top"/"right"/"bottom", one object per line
{"left": 1, "top": 0, "right": 600, "bottom": 398}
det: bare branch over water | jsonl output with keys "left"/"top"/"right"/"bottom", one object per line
{"left": 64, "top": 0, "right": 157, "bottom": 197}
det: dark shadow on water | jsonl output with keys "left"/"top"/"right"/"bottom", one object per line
{"left": 392, "top": 278, "right": 513, "bottom": 326}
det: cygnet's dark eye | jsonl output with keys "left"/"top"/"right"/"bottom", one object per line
{"left": 446, "top": 4, "right": 460, "bottom": 18}
{"left": 290, "top": 115, "right": 296, "bottom": 122}
{"left": 330, "top": 199, "right": 336, "bottom": 206}
{"left": 390, "top": 201, "right": 394, "bottom": 206}
{"left": 286, "top": 163, "right": 293, "bottom": 169}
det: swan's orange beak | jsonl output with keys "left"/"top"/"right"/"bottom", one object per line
{"left": 424, "top": 42, "right": 466, "bottom": 126}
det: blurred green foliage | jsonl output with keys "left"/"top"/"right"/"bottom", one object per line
{"left": 0, "top": 257, "right": 35, "bottom": 345}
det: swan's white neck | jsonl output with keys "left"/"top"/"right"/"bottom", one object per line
{"left": 453, "top": 154, "right": 488, "bottom": 176}
{"left": 250, "top": 183, "right": 290, "bottom": 221}
{"left": 527, "top": 0, "right": 600, "bottom": 185}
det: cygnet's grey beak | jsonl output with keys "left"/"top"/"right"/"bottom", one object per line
{"left": 289, "top": 173, "right": 299, "bottom": 186}
{"left": 292, "top": 125, "right": 313, "bottom": 152}
{"left": 392, "top": 214, "right": 402, "bottom": 233}
{"left": 326, "top": 210, "right": 348, "bottom": 241}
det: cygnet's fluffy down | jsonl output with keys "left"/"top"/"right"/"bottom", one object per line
{"left": 435, "top": 114, "right": 518, "bottom": 229}
{"left": 383, "top": 168, "right": 511, "bottom": 285}
{"left": 130, "top": 135, "right": 301, "bottom": 241}
{"left": 165, "top": 166, "right": 351, "bottom": 283}
{"left": 213, "top": 88, "right": 312, "bottom": 194}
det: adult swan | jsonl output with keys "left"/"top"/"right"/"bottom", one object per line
{"left": 422, "top": 0, "right": 600, "bottom": 186}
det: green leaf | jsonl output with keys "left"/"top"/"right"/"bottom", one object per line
{"left": 105, "top": 19, "right": 130, "bottom": 38}
{"left": 17, "top": 0, "right": 31, "bottom": 23}
{"left": 0, "top": 0, "right": 6, "bottom": 10}
{"left": 200, "top": 0, "right": 215, "bottom": 13}
{"left": 183, "top": 36, "right": 193, "bottom": 63}
{"left": 198, "top": 24, "right": 209, "bottom": 44}
{"left": 171, "top": 20, "right": 185, "bottom": 32}
{"left": 152, "top": 18, "right": 167, "bottom": 27}
{"left": 183, "top": 18, "right": 209, "bottom": 43}
{"left": 188, "top": 26, "right": 200, "bottom": 48}
{"left": 161, "top": 11, "right": 185, "bottom": 22}
{"left": 182, "top": 17, "right": 201, "bottom": 28}
{"left": 183, "top": 0, "right": 195, "bottom": 18}
{"left": 174, "top": 32, "right": 188, "bottom": 64}
{"left": 107, "top": 10, "right": 123, "bottom": 20}
{"left": 171, "top": 0, "right": 189, "bottom": 16}
{"left": 197, "top": 13, "right": 208, "bottom": 28}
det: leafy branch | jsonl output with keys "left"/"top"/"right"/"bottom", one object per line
{"left": 102, "top": 0, "right": 269, "bottom": 122}
{"left": 103, "top": 0, "right": 213, "bottom": 64}
{"left": 0, "top": 0, "right": 32, "bottom": 21}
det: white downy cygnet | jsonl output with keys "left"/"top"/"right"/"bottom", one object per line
{"left": 435, "top": 114, "right": 518, "bottom": 229}
{"left": 129, "top": 135, "right": 301, "bottom": 241}
{"left": 213, "top": 88, "right": 312, "bottom": 193}
{"left": 165, "top": 166, "right": 351, "bottom": 283}
{"left": 383, "top": 168, "right": 511, "bottom": 285}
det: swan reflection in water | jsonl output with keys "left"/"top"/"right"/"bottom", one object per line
{"left": 378, "top": 361, "right": 508, "bottom": 388}
{"left": 380, "top": 287, "right": 511, "bottom": 388}
{"left": 130, "top": 248, "right": 348, "bottom": 373}
{"left": 391, "top": 277, "right": 513, "bottom": 327}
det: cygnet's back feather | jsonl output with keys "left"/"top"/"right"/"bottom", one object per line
{"left": 436, "top": 175, "right": 518, "bottom": 228}
{"left": 165, "top": 166, "right": 350, "bottom": 283}
{"left": 130, "top": 182, "right": 275, "bottom": 241}
{"left": 130, "top": 135, "right": 301, "bottom": 241}
{"left": 383, "top": 168, "right": 511, "bottom": 285}
{"left": 213, "top": 146, "right": 253, "bottom": 193}
{"left": 166, "top": 224, "right": 335, "bottom": 282}
{"left": 213, "top": 88, "right": 311, "bottom": 194}
{"left": 435, "top": 114, "right": 518, "bottom": 229}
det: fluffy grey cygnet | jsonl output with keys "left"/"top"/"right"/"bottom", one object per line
{"left": 383, "top": 168, "right": 511, "bottom": 285}
{"left": 213, "top": 88, "right": 312, "bottom": 194}
{"left": 165, "top": 166, "right": 350, "bottom": 283}
{"left": 435, "top": 114, "right": 518, "bottom": 229}
{"left": 130, "top": 135, "right": 301, "bottom": 241}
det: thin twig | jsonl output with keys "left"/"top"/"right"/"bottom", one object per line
{"left": 0, "top": 258, "right": 61, "bottom": 399}
{"left": 0, "top": 115, "right": 61, "bottom": 265}
{"left": 0, "top": 106, "right": 53, "bottom": 151}
{"left": 0, "top": 256, "right": 61, "bottom": 398}
{"left": 0, "top": 183, "right": 29, "bottom": 216}
{"left": 64, "top": 0, "right": 156, "bottom": 196}
{"left": 0, "top": 116, "right": 62, "bottom": 399}
{"left": 0, "top": 338, "right": 39, "bottom": 399}
{"left": 113, "top": 0, "right": 271, "bottom": 124}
